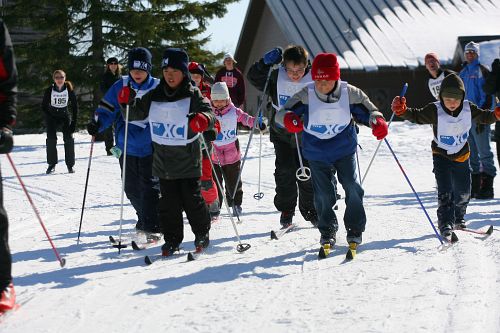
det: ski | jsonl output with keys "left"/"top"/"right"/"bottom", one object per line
{"left": 109, "top": 235, "right": 127, "bottom": 249}
{"left": 454, "top": 225, "right": 493, "bottom": 236}
{"left": 345, "top": 242, "right": 358, "bottom": 260}
{"left": 186, "top": 246, "right": 207, "bottom": 261}
{"left": 318, "top": 243, "right": 332, "bottom": 259}
{"left": 131, "top": 239, "right": 158, "bottom": 251}
{"left": 144, "top": 248, "right": 183, "bottom": 265}
{"left": 438, "top": 231, "right": 459, "bottom": 251}
{"left": 270, "top": 223, "right": 297, "bottom": 240}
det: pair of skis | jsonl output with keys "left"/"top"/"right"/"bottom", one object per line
{"left": 109, "top": 235, "right": 160, "bottom": 251}
{"left": 144, "top": 246, "right": 206, "bottom": 265}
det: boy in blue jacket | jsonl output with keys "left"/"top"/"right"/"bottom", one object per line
{"left": 87, "top": 47, "right": 160, "bottom": 236}
{"left": 276, "top": 53, "right": 388, "bottom": 251}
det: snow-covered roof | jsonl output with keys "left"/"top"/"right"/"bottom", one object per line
{"left": 266, "top": 0, "right": 500, "bottom": 71}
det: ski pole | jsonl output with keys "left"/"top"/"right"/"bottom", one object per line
{"left": 355, "top": 146, "right": 362, "bottom": 182}
{"left": 115, "top": 104, "right": 130, "bottom": 252}
{"left": 200, "top": 135, "right": 251, "bottom": 252}
{"left": 253, "top": 115, "right": 264, "bottom": 200}
{"left": 6, "top": 153, "right": 66, "bottom": 267}
{"left": 231, "top": 65, "right": 275, "bottom": 216}
{"left": 77, "top": 136, "right": 95, "bottom": 245}
{"left": 294, "top": 132, "right": 311, "bottom": 181}
{"left": 361, "top": 83, "right": 408, "bottom": 185}
{"left": 383, "top": 139, "right": 443, "bottom": 244}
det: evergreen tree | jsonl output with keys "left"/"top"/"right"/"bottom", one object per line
{"left": 3, "top": 0, "right": 238, "bottom": 128}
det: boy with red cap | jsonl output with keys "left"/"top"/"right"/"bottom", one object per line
{"left": 276, "top": 52, "right": 388, "bottom": 255}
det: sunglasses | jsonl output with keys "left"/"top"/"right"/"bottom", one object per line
{"left": 109, "top": 62, "right": 118, "bottom": 65}
{"left": 54, "top": 76, "right": 65, "bottom": 79}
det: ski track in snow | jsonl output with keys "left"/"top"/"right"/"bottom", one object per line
{"left": 1, "top": 124, "right": 499, "bottom": 332}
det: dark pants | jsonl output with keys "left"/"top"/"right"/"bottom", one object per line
{"left": 433, "top": 154, "right": 471, "bottom": 232}
{"left": 119, "top": 154, "right": 159, "bottom": 232}
{"left": 0, "top": 165, "right": 11, "bottom": 291}
{"left": 309, "top": 154, "right": 366, "bottom": 239}
{"left": 158, "top": 178, "right": 210, "bottom": 245}
{"left": 213, "top": 161, "right": 242, "bottom": 207}
{"left": 273, "top": 140, "right": 316, "bottom": 217}
{"left": 46, "top": 115, "right": 75, "bottom": 167}
{"left": 496, "top": 121, "right": 500, "bottom": 169}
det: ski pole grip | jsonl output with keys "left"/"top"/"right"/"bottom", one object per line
{"left": 399, "top": 83, "right": 408, "bottom": 98}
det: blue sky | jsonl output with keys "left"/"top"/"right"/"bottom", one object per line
{"left": 203, "top": 0, "right": 250, "bottom": 55}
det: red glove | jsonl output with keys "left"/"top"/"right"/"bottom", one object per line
{"left": 214, "top": 119, "right": 221, "bottom": 134}
{"left": 391, "top": 96, "right": 407, "bottom": 116}
{"left": 495, "top": 106, "right": 500, "bottom": 120}
{"left": 372, "top": 117, "right": 388, "bottom": 140}
{"left": 118, "top": 86, "right": 131, "bottom": 106}
{"left": 189, "top": 113, "right": 209, "bottom": 133}
{"left": 283, "top": 112, "right": 303, "bottom": 133}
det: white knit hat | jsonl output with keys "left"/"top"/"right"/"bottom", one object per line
{"left": 464, "top": 41, "right": 480, "bottom": 55}
{"left": 211, "top": 82, "right": 230, "bottom": 101}
{"left": 223, "top": 53, "right": 237, "bottom": 63}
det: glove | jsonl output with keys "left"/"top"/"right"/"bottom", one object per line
{"left": 69, "top": 121, "right": 76, "bottom": 133}
{"left": 391, "top": 96, "right": 407, "bottom": 116}
{"left": 188, "top": 113, "right": 209, "bottom": 133}
{"left": 263, "top": 47, "right": 283, "bottom": 66}
{"left": 283, "top": 112, "right": 303, "bottom": 133}
{"left": 118, "top": 86, "right": 135, "bottom": 107}
{"left": 0, "top": 128, "right": 13, "bottom": 154}
{"left": 492, "top": 59, "right": 500, "bottom": 73}
{"left": 372, "top": 117, "right": 388, "bottom": 140}
{"left": 87, "top": 119, "right": 100, "bottom": 136}
{"left": 475, "top": 123, "right": 485, "bottom": 134}
{"left": 495, "top": 106, "right": 500, "bottom": 120}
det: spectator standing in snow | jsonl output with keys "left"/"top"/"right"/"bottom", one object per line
{"left": 210, "top": 82, "right": 266, "bottom": 217}
{"left": 482, "top": 50, "right": 500, "bottom": 176}
{"left": 424, "top": 52, "right": 455, "bottom": 101}
{"left": 215, "top": 53, "right": 245, "bottom": 109}
{"left": 276, "top": 52, "right": 388, "bottom": 249}
{"left": 97, "top": 57, "right": 122, "bottom": 155}
{"left": 42, "top": 69, "right": 78, "bottom": 174}
{"left": 247, "top": 45, "right": 318, "bottom": 228}
{"left": 127, "top": 48, "right": 217, "bottom": 255}
{"left": 392, "top": 73, "right": 500, "bottom": 236}
{"left": 0, "top": 19, "right": 17, "bottom": 313}
{"left": 87, "top": 47, "right": 161, "bottom": 236}
{"left": 459, "top": 42, "right": 496, "bottom": 199}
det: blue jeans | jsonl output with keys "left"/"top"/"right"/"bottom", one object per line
{"left": 433, "top": 154, "right": 471, "bottom": 232}
{"left": 469, "top": 120, "right": 496, "bottom": 176}
{"left": 309, "top": 154, "right": 366, "bottom": 239}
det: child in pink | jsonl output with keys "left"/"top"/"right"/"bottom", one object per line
{"left": 210, "top": 82, "right": 266, "bottom": 216}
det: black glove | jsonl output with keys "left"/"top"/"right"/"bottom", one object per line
{"left": 0, "top": 128, "right": 14, "bottom": 154}
{"left": 476, "top": 123, "right": 485, "bottom": 134}
{"left": 69, "top": 121, "right": 76, "bottom": 133}
{"left": 87, "top": 119, "right": 100, "bottom": 136}
{"left": 259, "top": 122, "right": 267, "bottom": 131}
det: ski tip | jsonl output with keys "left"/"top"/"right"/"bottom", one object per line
{"left": 109, "top": 235, "right": 115, "bottom": 243}
{"left": 451, "top": 232, "right": 459, "bottom": 243}
{"left": 131, "top": 241, "right": 140, "bottom": 251}
{"left": 486, "top": 225, "right": 494, "bottom": 235}
{"left": 144, "top": 256, "right": 153, "bottom": 265}
{"left": 346, "top": 249, "right": 354, "bottom": 260}
{"left": 187, "top": 252, "right": 195, "bottom": 261}
{"left": 270, "top": 230, "right": 278, "bottom": 240}
{"left": 60, "top": 258, "right": 67, "bottom": 268}
{"left": 318, "top": 247, "right": 326, "bottom": 259}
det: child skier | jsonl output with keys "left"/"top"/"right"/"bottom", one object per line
{"left": 391, "top": 73, "right": 500, "bottom": 237}
{"left": 87, "top": 47, "right": 161, "bottom": 237}
{"left": 126, "top": 48, "right": 217, "bottom": 255}
{"left": 189, "top": 61, "right": 212, "bottom": 100}
{"left": 276, "top": 52, "right": 388, "bottom": 255}
{"left": 210, "top": 82, "right": 266, "bottom": 217}
{"left": 247, "top": 45, "right": 319, "bottom": 227}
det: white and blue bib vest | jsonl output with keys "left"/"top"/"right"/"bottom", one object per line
{"left": 276, "top": 66, "right": 312, "bottom": 108}
{"left": 50, "top": 88, "right": 69, "bottom": 108}
{"left": 433, "top": 100, "right": 471, "bottom": 154}
{"left": 122, "top": 76, "right": 160, "bottom": 128}
{"left": 304, "top": 81, "right": 351, "bottom": 140}
{"left": 214, "top": 107, "right": 238, "bottom": 147}
{"left": 149, "top": 97, "right": 200, "bottom": 146}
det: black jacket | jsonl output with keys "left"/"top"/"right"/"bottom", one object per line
{"left": 0, "top": 20, "right": 17, "bottom": 127}
{"left": 42, "top": 83, "right": 78, "bottom": 123}
{"left": 100, "top": 70, "right": 120, "bottom": 94}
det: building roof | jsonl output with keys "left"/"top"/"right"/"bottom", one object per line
{"left": 237, "top": 0, "right": 500, "bottom": 71}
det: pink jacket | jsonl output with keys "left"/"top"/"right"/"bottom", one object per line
{"left": 211, "top": 101, "right": 256, "bottom": 166}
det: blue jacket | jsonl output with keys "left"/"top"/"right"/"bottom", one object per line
{"left": 459, "top": 59, "right": 488, "bottom": 108}
{"left": 95, "top": 75, "right": 159, "bottom": 157}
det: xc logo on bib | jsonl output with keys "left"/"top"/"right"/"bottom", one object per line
{"left": 217, "top": 129, "right": 237, "bottom": 141}
{"left": 310, "top": 124, "right": 346, "bottom": 136}
{"left": 152, "top": 122, "right": 186, "bottom": 139}
{"left": 440, "top": 132, "right": 468, "bottom": 146}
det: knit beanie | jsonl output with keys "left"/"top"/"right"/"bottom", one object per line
{"left": 424, "top": 52, "right": 439, "bottom": 64}
{"left": 440, "top": 73, "right": 465, "bottom": 100}
{"left": 211, "top": 82, "right": 230, "bottom": 101}
{"left": 189, "top": 61, "right": 204, "bottom": 75}
{"left": 106, "top": 57, "right": 118, "bottom": 64}
{"left": 464, "top": 41, "right": 480, "bottom": 55}
{"left": 161, "top": 48, "right": 189, "bottom": 74}
{"left": 128, "top": 47, "right": 152, "bottom": 73}
{"left": 312, "top": 53, "right": 340, "bottom": 81}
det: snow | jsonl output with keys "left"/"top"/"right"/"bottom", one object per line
{"left": 1, "top": 122, "right": 499, "bottom": 332}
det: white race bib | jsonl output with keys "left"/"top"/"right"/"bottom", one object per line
{"left": 214, "top": 107, "right": 238, "bottom": 146}
{"left": 433, "top": 100, "right": 471, "bottom": 154}
{"left": 50, "top": 89, "right": 69, "bottom": 108}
